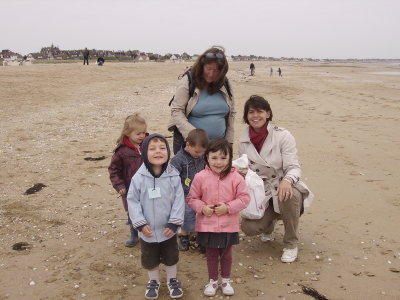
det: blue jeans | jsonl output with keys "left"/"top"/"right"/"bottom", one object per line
{"left": 182, "top": 203, "right": 196, "bottom": 232}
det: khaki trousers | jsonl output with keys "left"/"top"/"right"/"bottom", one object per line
{"left": 241, "top": 187, "right": 303, "bottom": 249}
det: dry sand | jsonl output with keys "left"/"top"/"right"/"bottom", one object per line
{"left": 0, "top": 61, "right": 399, "bottom": 300}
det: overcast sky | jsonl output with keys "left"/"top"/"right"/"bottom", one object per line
{"left": 2, "top": 0, "right": 399, "bottom": 59}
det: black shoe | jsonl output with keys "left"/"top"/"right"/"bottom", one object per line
{"left": 125, "top": 235, "right": 139, "bottom": 247}
{"left": 168, "top": 278, "right": 183, "bottom": 298}
{"left": 125, "top": 224, "right": 139, "bottom": 247}
{"left": 145, "top": 280, "right": 160, "bottom": 299}
{"left": 178, "top": 235, "right": 189, "bottom": 251}
{"left": 188, "top": 239, "right": 205, "bottom": 254}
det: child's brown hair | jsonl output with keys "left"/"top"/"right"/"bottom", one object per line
{"left": 204, "top": 137, "right": 232, "bottom": 179}
{"left": 186, "top": 128, "right": 209, "bottom": 148}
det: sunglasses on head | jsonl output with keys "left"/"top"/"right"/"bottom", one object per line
{"left": 205, "top": 52, "right": 224, "bottom": 59}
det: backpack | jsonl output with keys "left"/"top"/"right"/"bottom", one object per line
{"left": 168, "top": 69, "right": 233, "bottom": 106}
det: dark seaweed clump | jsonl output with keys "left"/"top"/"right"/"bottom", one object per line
{"left": 24, "top": 183, "right": 47, "bottom": 195}
{"left": 300, "top": 284, "right": 329, "bottom": 300}
{"left": 84, "top": 156, "right": 106, "bottom": 161}
{"left": 12, "top": 242, "right": 32, "bottom": 251}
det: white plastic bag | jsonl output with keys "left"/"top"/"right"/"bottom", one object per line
{"left": 233, "top": 155, "right": 267, "bottom": 219}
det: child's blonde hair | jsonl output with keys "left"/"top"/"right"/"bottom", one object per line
{"left": 117, "top": 113, "right": 146, "bottom": 144}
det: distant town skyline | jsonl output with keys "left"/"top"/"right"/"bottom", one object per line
{"left": 2, "top": 0, "right": 400, "bottom": 59}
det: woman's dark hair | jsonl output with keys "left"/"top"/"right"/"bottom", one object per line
{"left": 191, "top": 46, "right": 229, "bottom": 95}
{"left": 204, "top": 137, "right": 232, "bottom": 179}
{"left": 243, "top": 95, "right": 273, "bottom": 124}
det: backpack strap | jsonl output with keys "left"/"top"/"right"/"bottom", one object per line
{"left": 169, "top": 69, "right": 232, "bottom": 107}
{"left": 186, "top": 70, "right": 195, "bottom": 98}
{"left": 168, "top": 69, "right": 193, "bottom": 106}
{"left": 224, "top": 78, "right": 233, "bottom": 99}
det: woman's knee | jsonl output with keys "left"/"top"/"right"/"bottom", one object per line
{"left": 279, "top": 187, "right": 303, "bottom": 216}
{"left": 240, "top": 219, "right": 263, "bottom": 236}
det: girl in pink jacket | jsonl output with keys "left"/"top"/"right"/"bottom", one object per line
{"left": 187, "top": 138, "right": 250, "bottom": 297}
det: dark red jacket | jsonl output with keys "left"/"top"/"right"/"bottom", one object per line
{"left": 108, "top": 143, "right": 143, "bottom": 211}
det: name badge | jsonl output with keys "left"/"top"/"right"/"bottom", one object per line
{"left": 184, "top": 178, "right": 191, "bottom": 187}
{"left": 148, "top": 187, "right": 161, "bottom": 199}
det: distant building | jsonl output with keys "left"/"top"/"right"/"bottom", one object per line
{"left": 1, "top": 49, "right": 21, "bottom": 61}
{"left": 138, "top": 53, "right": 149, "bottom": 61}
{"left": 40, "top": 44, "right": 61, "bottom": 59}
{"left": 181, "top": 52, "right": 191, "bottom": 60}
{"left": 27, "top": 53, "right": 45, "bottom": 60}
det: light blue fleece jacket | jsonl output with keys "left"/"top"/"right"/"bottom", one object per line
{"left": 127, "top": 163, "right": 185, "bottom": 243}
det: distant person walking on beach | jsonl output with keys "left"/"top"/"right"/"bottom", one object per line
{"left": 250, "top": 62, "right": 255, "bottom": 76}
{"left": 83, "top": 48, "right": 89, "bottom": 65}
{"left": 278, "top": 67, "right": 282, "bottom": 77}
{"left": 270, "top": 67, "right": 273, "bottom": 77}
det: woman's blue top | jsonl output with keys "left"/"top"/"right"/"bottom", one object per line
{"left": 188, "top": 90, "right": 229, "bottom": 140}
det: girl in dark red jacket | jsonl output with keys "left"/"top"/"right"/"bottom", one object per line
{"left": 108, "top": 113, "right": 148, "bottom": 247}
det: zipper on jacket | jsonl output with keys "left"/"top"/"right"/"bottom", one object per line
{"left": 152, "top": 180, "right": 157, "bottom": 242}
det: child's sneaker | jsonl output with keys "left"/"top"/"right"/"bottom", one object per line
{"left": 178, "top": 235, "right": 189, "bottom": 251}
{"left": 145, "top": 280, "right": 160, "bottom": 299}
{"left": 203, "top": 279, "right": 219, "bottom": 296}
{"left": 188, "top": 237, "right": 205, "bottom": 254}
{"left": 167, "top": 278, "right": 183, "bottom": 298}
{"left": 221, "top": 278, "right": 234, "bottom": 296}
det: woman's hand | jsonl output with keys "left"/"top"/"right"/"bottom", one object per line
{"left": 214, "top": 202, "right": 228, "bottom": 215}
{"left": 118, "top": 188, "right": 126, "bottom": 196}
{"left": 202, "top": 205, "right": 214, "bottom": 216}
{"left": 141, "top": 225, "right": 154, "bottom": 237}
{"left": 277, "top": 179, "right": 292, "bottom": 202}
{"left": 163, "top": 228, "right": 174, "bottom": 238}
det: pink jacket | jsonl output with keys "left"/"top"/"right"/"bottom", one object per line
{"left": 187, "top": 166, "right": 250, "bottom": 233}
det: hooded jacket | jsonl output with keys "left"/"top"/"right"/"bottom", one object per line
{"left": 127, "top": 134, "right": 185, "bottom": 243}
{"left": 187, "top": 166, "right": 250, "bottom": 233}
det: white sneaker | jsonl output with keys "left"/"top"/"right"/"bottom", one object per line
{"left": 204, "top": 279, "right": 218, "bottom": 296}
{"left": 260, "top": 233, "right": 275, "bottom": 242}
{"left": 221, "top": 278, "right": 234, "bottom": 296}
{"left": 281, "top": 247, "right": 298, "bottom": 263}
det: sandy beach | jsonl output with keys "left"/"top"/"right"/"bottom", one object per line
{"left": 0, "top": 61, "right": 399, "bottom": 300}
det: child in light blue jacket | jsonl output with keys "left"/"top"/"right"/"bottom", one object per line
{"left": 127, "top": 134, "right": 185, "bottom": 299}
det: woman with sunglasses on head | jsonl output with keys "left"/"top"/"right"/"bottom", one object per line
{"left": 168, "top": 46, "right": 235, "bottom": 154}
